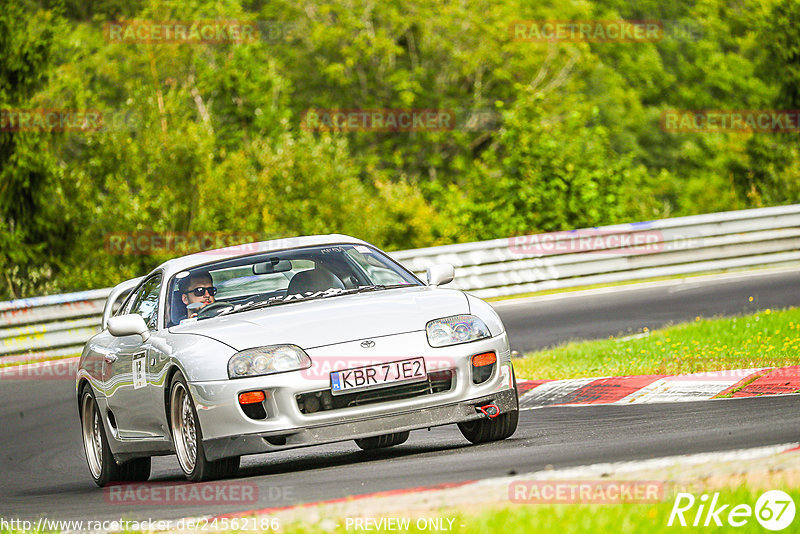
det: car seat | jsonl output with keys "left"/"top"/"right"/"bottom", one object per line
{"left": 168, "top": 288, "right": 187, "bottom": 327}
{"left": 286, "top": 266, "right": 345, "bottom": 296}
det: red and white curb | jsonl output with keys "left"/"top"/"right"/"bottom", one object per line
{"left": 516, "top": 366, "right": 800, "bottom": 409}
{"left": 4, "top": 359, "right": 800, "bottom": 410}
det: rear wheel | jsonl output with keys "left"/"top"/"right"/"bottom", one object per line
{"left": 354, "top": 431, "right": 410, "bottom": 450}
{"left": 169, "top": 371, "right": 240, "bottom": 481}
{"left": 80, "top": 385, "right": 151, "bottom": 486}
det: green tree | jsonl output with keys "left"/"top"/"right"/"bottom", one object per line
{"left": 0, "top": 5, "right": 67, "bottom": 299}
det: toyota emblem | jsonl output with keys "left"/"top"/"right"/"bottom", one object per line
{"left": 360, "top": 340, "right": 376, "bottom": 348}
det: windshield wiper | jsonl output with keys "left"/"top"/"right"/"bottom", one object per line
{"left": 218, "top": 289, "right": 344, "bottom": 316}
{"left": 217, "top": 297, "right": 290, "bottom": 317}
{"left": 217, "top": 284, "right": 413, "bottom": 317}
{"left": 317, "top": 284, "right": 410, "bottom": 296}
{"left": 352, "top": 284, "right": 411, "bottom": 292}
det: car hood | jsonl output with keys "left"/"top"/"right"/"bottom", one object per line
{"left": 168, "top": 287, "right": 468, "bottom": 351}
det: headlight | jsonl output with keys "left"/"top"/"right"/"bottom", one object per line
{"left": 227, "top": 345, "right": 312, "bottom": 379}
{"left": 426, "top": 314, "right": 491, "bottom": 347}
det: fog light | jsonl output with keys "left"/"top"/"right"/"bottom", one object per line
{"left": 471, "top": 351, "right": 496, "bottom": 384}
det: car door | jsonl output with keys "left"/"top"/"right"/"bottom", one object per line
{"left": 105, "top": 273, "right": 163, "bottom": 439}
{"left": 144, "top": 305, "right": 171, "bottom": 440}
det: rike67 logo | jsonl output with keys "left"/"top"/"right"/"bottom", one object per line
{"left": 668, "top": 491, "right": 795, "bottom": 531}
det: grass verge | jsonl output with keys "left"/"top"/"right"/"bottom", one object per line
{"left": 274, "top": 485, "right": 799, "bottom": 533}
{"left": 513, "top": 307, "right": 800, "bottom": 380}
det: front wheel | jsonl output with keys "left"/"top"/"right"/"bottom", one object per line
{"left": 457, "top": 409, "right": 519, "bottom": 444}
{"left": 80, "top": 385, "right": 151, "bottom": 486}
{"left": 169, "top": 371, "right": 239, "bottom": 481}
{"left": 458, "top": 369, "right": 520, "bottom": 444}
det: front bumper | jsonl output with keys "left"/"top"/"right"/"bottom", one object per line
{"left": 189, "top": 331, "right": 516, "bottom": 461}
{"left": 202, "top": 388, "right": 517, "bottom": 461}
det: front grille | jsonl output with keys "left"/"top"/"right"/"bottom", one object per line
{"left": 296, "top": 370, "right": 454, "bottom": 414}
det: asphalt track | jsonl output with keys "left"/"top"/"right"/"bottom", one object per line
{"left": 1, "top": 269, "right": 799, "bottom": 522}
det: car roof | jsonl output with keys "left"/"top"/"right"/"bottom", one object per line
{"left": 151, "top": 233, "right": 371, "bottom": 279}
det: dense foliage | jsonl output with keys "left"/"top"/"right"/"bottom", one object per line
{"left": 2, "top": 0, "right": 799, "bottom": 298}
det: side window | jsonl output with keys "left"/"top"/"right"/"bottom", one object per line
{"left": 128, "top": 274, "right": 163, "bottom": 330}
{"left": 115, "top": 292, "right": 136, "bottom": 317}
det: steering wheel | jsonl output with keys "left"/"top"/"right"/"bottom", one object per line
{"left": 194, "top": 301, "right": 232, "bottom": 319}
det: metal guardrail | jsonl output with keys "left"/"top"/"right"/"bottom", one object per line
{"left": 393, "top": 204, "right": 800, "bottom": 296}
{"left": 2, "top": 204, "right": 800, "bottom": 361}
{"left": 0, "top": 289, "right": 110, "bottom": 361}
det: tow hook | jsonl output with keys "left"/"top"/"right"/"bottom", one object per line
{"left": 478, "top": 404, "right": 500, "bottom": 418}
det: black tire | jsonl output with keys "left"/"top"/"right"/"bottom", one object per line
{"left": 80, "top": 385, "right": 151, "bottom": 486}
{"left": 168, "top": 371, "right": 240, "bottom": 482}
{"left": 80, "top": 385, "right": 122, "bottom": 487}
{"left": 458, "top": 370, "right": 520, "bottom": 444}
{"left": 355, "top": 431, "right": 410, "bottom": 450}
{"left": 457, "top": 408, "right": 519, "bottom": 444}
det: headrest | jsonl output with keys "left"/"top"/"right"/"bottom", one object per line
{"left": 286, "top": 266, "right": 345, "bottom": 296}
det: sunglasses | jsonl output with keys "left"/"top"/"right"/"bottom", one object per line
{"left": 184, "top": 286, "right": 217, "bottom": 297}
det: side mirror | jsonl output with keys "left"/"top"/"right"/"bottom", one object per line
{"left": 426, "top": 263, "right": 455, "bottom": 287}
{"left": 107, "top": 314, "right": 151, "bottom": 343}
{"left": 101, "top": 276, "right": 143, "bottom": 330}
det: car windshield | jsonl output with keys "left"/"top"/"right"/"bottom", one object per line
{"left": 166, "top": 244, "right": 421, "bottom": 326}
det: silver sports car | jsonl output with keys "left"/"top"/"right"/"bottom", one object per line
{"left": 77, "top": 235, "right": 519, "bottom": 485}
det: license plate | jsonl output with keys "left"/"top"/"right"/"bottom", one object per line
{"left": 330, "top": 357, "right": 427, "bottom": 395}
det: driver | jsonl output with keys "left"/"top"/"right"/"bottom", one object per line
{"left": 180, "top": 270, "right": 216, "bottom": 318}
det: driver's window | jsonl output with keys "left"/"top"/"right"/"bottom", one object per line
{"left": 128, "top": 274, "right": 162, "bottom": 330}
{"left": 115, "top": 292, "right": 135, "bottom": 317}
